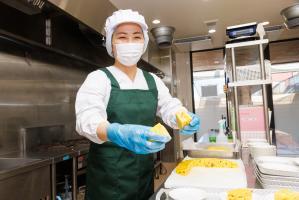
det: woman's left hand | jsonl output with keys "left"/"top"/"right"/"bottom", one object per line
{"left": 179, "top": 112, "right": 200, "bottom": 135}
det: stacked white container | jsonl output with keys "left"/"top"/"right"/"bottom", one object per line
{"left": 253, "top": 156, "right": 299, "bottom": 190}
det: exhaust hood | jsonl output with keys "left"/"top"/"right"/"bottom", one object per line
{"left": 0, "top": 0, "right": 45, "bottom": 15}
{"left": 281, "top": 4, "right": 299, "bottom": 29}
{"left": 0, "top": 0, "right": 116, "bottom": 35}
{"left": 48, "top": 0, "right": 116, "bottom": 35}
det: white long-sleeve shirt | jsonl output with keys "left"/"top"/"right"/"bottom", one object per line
{"left": 75, "top": 66, "right": 186, "bottom": 144}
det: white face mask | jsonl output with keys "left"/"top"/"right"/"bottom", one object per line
{"left": 114, "top": 43, "right": 144, "bottom": 67}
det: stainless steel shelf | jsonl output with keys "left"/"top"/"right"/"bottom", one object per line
{"left": 228, "top": 79, "right": 272, "bottom": 87}
{"left": 225, "top": 37, "right": 271, "bottom": 144}
{"left": 225, "top": 39, "right": 269, "bottom": 49}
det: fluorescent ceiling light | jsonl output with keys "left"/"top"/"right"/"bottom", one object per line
{"left": 152, "top": 19, "right": 160, "bottom": 24}
{"left": 261, "top": 21, "right": 270, "bottom": 26}
{"left": 208, "top": 29, "right": 216, "bottom": 33}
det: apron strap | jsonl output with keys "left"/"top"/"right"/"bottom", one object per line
{"left": 100, "top": 68, "right": 120, "bottom": 89}
{"left": 101, "top": 67, "right": 157, "bottom": 91}
{"left": 142, "top": 70, "right": 157, "bottom": 91}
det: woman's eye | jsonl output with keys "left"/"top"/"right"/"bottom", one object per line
{"left": 118, "top": 37, "right": 126, "bottom": 39}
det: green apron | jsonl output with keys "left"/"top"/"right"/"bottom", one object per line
{"left": 86, "top": 68, "right": 158, "bottom": 200}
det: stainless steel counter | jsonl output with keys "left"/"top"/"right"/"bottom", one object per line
{"left": 0, "top": 157, "right": 40, "bottom": 171}
{"left": 0, "top": 157, "right": 51, "bottom": 180}
{"left": 0, "top": 140, "right": 90, "bottom": 200}
{"left": 1, "top": 139, "right": 90, "bottom": 162}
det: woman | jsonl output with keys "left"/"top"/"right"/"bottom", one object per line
{"left": 75, "top": 9, "right": 200, "bottom": 200}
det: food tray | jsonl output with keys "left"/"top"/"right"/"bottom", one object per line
{"left": 186, "top": 149, "right": 235, "bottom": 158}
{"left": 195, "top": 142, "right": 235, "bottom": 149}
{"left": 254, "top": 156, "right": 299, "bottom": 177}
{"left": 184, "top": 141, "right": 240, "bottom": 159}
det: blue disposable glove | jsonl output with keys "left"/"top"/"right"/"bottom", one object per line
{"left": 179, "top": 112, "right": 200, "bottom": 135}
{"left": 107, "top": 123, "right": 171, "bottom": 154}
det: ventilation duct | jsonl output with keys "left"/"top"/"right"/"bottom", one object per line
{"left": 150, "top": 26, "right": 175, "bottom": 49}
{"left": 281, "top": 4, "right": 299, "bottom": 29}
{"left": 174, "top": 35, "right": 211, "bottom": 44}
{"left": 173, "top": 35, "right": 212, "bottom": 52}
{"left": 264, "top": 25, "right": 285, "bottom": 42}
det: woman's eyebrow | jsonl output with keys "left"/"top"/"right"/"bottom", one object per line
{"left": 115, "top": 32, "right": 128, "bottom": 35}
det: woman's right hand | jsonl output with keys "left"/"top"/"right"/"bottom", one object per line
{"left": 106, "top": 123, "right": 171, "bottom": 154}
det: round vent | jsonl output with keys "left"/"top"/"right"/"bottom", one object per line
{"left": 150, "top": 26, "right": 175, "bottom": 49}
{"left": 281, "top": 4, "right": 299, "bottom": 29}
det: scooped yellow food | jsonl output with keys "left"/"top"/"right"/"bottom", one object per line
{"left": 149, "top": 123, "right": 171, "bottom": 142}
{"left": 175, "top": 158, "right": 238, "bottom": 176}
{"left": 275, "top": 189, "right": 299, "bottom": 200}
{"left": 206, "top": 146, "right": 230, "bottom": 152}
{"left": 176, "top": 111, "right": 192, "bottom": 129}
{"left": 227, "top": 188, "right": 252, "bottom": 200}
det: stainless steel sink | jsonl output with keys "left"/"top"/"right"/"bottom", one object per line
{"left": 0, "top": 157, "right": 41, "bottom": 172}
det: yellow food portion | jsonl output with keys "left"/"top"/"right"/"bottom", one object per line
{"left": 149, "top": 123, "right": 171, "bottom": 141}
{"left": 206, "top": 146, "right": 230, "bottom": 151}
{"left": 227, "top": 188, "right": 252, "bottom": 200}
{"left": 150, "top": 123, "right": 169, "bottom": 135}
{"left": 275, "top": 189, "right": 299, "bottom": 200}
{"left": 175, "top": 158, "right": 238, "bottom": 176}
{"left": 175, "top": 111, "right": 192, "bottom": 129}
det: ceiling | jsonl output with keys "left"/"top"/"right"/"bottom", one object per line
{"left": 110, "top": 0, "right": 299, "bottom": 48}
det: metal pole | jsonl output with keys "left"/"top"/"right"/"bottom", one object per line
{"left": 72, "top": 157, "right": 78, "bottom": 200}
{"left": 231, "top": 47, "right": 241, "bottom": 141}
{"left": 224, "top": 73, "right": 230, "bottom": 130}
{"left": 259, "top": 43, "right": 271, "bottom": 144}
{"left": 51, "top": 162, "right": 56, "bottom": 200}
{"left": 227, "top": 90, "right": 232, "bottom": 132}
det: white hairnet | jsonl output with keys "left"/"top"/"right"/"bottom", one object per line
{"left": 104, "top": 9, "right": 149, "bottom": 57}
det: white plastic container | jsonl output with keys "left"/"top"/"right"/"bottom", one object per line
{"left": 250, "top": 145, "right": 276, "bottom": 158}
{"left": 217, "top": 119, "right": 227, "bottom": 143}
